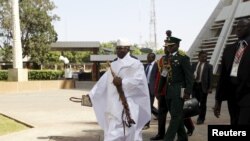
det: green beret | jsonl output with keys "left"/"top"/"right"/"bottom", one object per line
{"left": 164, "top": 37, "right": 181, "bottom": 47}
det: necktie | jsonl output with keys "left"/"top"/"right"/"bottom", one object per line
{"left": 196, "top": 63, "right": 202, "bottom": 81}
{"left": 234, "top": 41, "right": 246, "bottom": 64}
{"left": 145, "top": 63, "right": 151, "bottom": 77}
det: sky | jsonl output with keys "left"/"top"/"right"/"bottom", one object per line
{"left": 52, "top": 0, "right": 220, "bottom": 51}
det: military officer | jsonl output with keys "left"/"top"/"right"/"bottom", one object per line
{"left": 158, "top": 37, "right": 193, "bottom": 141}
{"left": 150, "top": 32, "right": 172, "bottom": 140}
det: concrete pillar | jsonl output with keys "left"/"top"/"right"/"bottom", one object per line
{"left": 8, "top": 0, "right": 28, "bottom": 81}
{"left": 210, "top": 0, "right": 240, "bottom": 74}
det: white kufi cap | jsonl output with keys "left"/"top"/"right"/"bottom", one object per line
{"left": 116, "top": 38, "right": 131, "bottom": 46}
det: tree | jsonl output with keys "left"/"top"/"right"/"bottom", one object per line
{"left": 99, "top": 42, "right": 142, "bottom": 55}
{"left": 155, "top": 48, "right": 164, "bottom": 54}
{"left": 0, "top": 0, "right": 59, "bottom": 68}
{"left": 99, "top": 41, "right": 116, "bottom": 54}
{"left": 131, "top": 44, "right": 142, "bottom": 55}
{"left": 0, "top": 43, "right": 12, "bottom": 62}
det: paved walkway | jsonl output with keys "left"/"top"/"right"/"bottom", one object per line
{"left": 0, "top": 81, "right": 229, "bottom": 141}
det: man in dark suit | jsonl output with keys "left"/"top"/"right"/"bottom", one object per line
{"left": 192, "top": 51, "right": 213, "bottom": 125}
{"left": 214, "top": 18, "right": 250, "bottom": 125}
{"left": 143, "top": 52, "right": 159, "bottom": 130}
{"left": 151, "top": 33, "right": 173, "bottom": 140}
{"left": 150, "top": 52, "right": 169, "bottom": 140}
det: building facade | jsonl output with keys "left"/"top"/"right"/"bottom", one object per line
{"left": 188, "top": 0, "right": 250, "bottom": 74}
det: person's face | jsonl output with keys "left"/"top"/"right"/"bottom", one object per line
{"left": 147, "top": 53, "right": 155, "bottom": 63}
{"left": 116, "top": 46, "right": 129, "bottom": 59}
{"left": 236, "top": 19, "right": 250, "bottom": 39}
{"left": 166, "top": 44, "right": 178, "bottom": 54}
{"left": 166, "top": 31, "right": 172, "bottom": 37}
{"left": 199, "top": 53, "right": 207, "bottom": 62}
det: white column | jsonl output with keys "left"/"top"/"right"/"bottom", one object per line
{"left": 211, "top": 0, "right": 240, "bottom": 74}
{"left": 11, "top": 0, "right": 23, "bottom": 69}
{"left": 8, "top": 0, "right": 28, "bottom": 81}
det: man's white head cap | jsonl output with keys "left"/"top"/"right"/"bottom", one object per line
{"left": 116, "top": 38, "right": 131, "bottom": 47}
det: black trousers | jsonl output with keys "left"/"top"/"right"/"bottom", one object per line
{"left": 228, "top": 97, "right": 250, "bottom": 125}
{"left": 156, "top": 95, "right": 194, "bottom": 136}
{"left": 145, "top": 85, "right": 158, "bottom": 126}
{"left": 151, "top": 94, "right": 159, "bottom": 117}
{"left": 227, "top": 81, "right": 250, "bottom": 125}
{"left": 193, "top": 82, "right": 208, "bottom": 122}
{"left": 157, "top": 95, "right": 168, "bottom": 136}
{"left": 184, "top": 118, "right": 194, "bottom": 131}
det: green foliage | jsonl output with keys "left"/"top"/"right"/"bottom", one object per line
{"left": 0, "top": 0, "right": 59, "bottom": 65}
{"left": 0, "top": 44, "right": 12, "bottom": 62}
{"left": 101, "top": 41, "right": 116, "bottom": 49}
{"left": 0, "top": 70, "right": 8, "bottom": 80}
{"left": 46, "top": 51, "right": 61, "bottom": 64}
{"left": 63, "top": 51, "right": 91, "bottom": 63}
{"left": 99, "top": 42, "right": 143, "bottom": 55}
{"left": 131, "top": 44, "right": 142, "bottom": 55}
{"left": 28, "top": 70, "right": 64, "bottom": 80}
{"left": 99, "top": 41, "right": 116, "bottom": 54}
{"left": 0, "top": 70, "right": 64, "bottom": 80}
{"left": 156, "top": 48, "right": 164, "bottom": 54}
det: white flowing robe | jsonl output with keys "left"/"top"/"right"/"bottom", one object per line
{"left": 89, "top": 53, "right": 151, "bottom": 141}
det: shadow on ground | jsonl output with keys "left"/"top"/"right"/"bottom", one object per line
{"left": 37, "top": 130, "right": 103, "bottom": 141}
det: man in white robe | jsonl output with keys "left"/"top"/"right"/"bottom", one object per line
{"left": 88, "top": 39, "right": 151, "bottom": 141}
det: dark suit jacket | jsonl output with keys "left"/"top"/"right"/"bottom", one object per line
{"left": 144, "top": 62, "right": 159, "bottom": 96}
{"left": 216, "top": 37, "right": 250, "bottom": 105}
{"left": 192, "top": 62, "right": 213, "bottom": 93}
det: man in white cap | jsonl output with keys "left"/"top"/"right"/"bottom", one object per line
{"left": 85, "top": 39, "right": 151, "bottom": 141}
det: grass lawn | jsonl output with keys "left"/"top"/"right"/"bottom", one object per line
{"left": 0, "top": 114, "right": 29, "bottom": 136}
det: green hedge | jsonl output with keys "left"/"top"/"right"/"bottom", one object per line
{"left": 28, "top": 70, "right": 64, "bottom": 80}
{"left": 0, "top": 70, "right": 8, "bottom": 80}
{"left": 0, "top": 70, "right": 64, "bottom": 81}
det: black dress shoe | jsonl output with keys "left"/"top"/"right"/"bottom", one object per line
{"left": 150, "top": 134, "right": 164, "bottom": 140}
{"left": 187, "top": 127, "right": 194, "bottom": 136}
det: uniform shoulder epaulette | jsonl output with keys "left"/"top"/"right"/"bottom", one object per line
{"left": 178, "top": 50, "right": 187, "bottom": 56}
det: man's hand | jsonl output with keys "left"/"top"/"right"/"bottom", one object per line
{"left": 113, "top": 76, "right": 122, "bottom": 87}
{"left": 213, "top": 100, "right": 221, "bottom": 118}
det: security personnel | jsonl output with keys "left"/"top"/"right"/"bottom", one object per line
{"left": 158, "top": 37, "right": 193, "bottom": 141}
{"left": 150, "top": 51, "right": 169, "bottom": 140}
